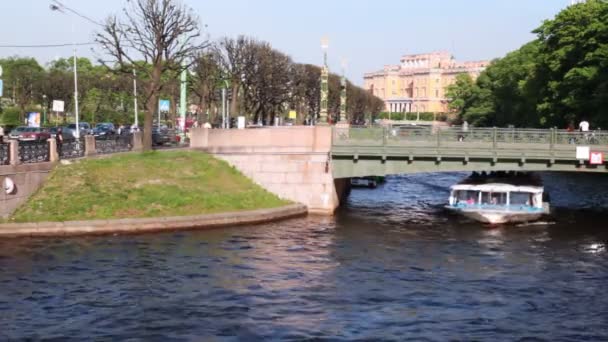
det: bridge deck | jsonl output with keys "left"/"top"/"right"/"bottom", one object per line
{"left": 331, "top": 127, "right": 608, "bottom": 177}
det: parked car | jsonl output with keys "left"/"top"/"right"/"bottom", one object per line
{"left": 17, "top": 127, "right": 52, "bottom": 142}
{"left": 8, "top": 126, "right": 28, "bottom": 140}
{"left": 152, "top": 126, "right": 171, "bottom": 146}
{"left": 66, "top": 122, "right": 92, "bottom": 137}
{"left": 93, "top": 123, "right": 116, "bottom": 140}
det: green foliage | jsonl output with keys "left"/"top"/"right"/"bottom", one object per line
{"left": 446, "top": 0, "right": 608, "bottom": 128}
{"left": 378, "top": 112, "right": 446, "bottom": 121}
{"left": 0, "top": 106, "right": 21, "bottom": 125}
{"left": 11, "top": 151, "right": 290, "bottom": 222}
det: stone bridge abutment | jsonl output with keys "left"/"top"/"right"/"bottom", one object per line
{"left": 190, "top": 127, "right": 348, "bottom": 215}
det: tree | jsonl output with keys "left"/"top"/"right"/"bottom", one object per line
{"left": 96, "top": 0, "right": 207, "bottom": 150}
{"left": 534, "top": 0, "right": 608, "bottom": 128}
{"left": 0, "top": 57, "right": 44, "bottom": 122}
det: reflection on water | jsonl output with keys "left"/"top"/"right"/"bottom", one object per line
{"left": 1, "top": 172, "right": 608, "bottom": 340}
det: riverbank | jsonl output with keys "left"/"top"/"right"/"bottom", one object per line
{"left": 8, "top": 150, "right": 290, "bottom": 223}
{"left": 0, "top": 204, "right": 307, "bottom": 238}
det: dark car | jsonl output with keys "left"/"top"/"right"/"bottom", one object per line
{"left": 152, "top": 126, "right": 171, "bottom": 146}
{"left": 48, "top": 127, "right": 75, "bottom": 141}
{"left": 93, "top": 123, "right": 116, "bottom": 140}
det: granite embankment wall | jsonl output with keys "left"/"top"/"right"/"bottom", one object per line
{"left": 1, "top": 162, "right": 55, "bottom": 219}
{"left": 190, "top": 126, "right": 350, "bottom": 215}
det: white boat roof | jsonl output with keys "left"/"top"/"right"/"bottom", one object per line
{"left": 450, "top": 183, "right": 544, "bottom": 193}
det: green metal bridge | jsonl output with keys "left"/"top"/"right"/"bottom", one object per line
{"left": 331, "top": 126, "right": 608, "bottom": 178}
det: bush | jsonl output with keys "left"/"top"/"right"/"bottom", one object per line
{"left": 0, "top": 107, "right": 22, "bottom": 126}
{"left": 378, "top": 111, "right": 449, "bottom": 121}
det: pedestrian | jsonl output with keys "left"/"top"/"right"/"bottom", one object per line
{"left": 56, "top": 127, "right": 64, "bottom": 156}
{"left": 0, "top": 125, "right": 4, "bottom": 143}
{"left": 579, "top": 119, "right": 590, "bottom": 132}
{"left": 459, "top": 120, "right": 469, "bottom": 141}
{"left": 203, "top": 121, "right": 212, "bottom": 129}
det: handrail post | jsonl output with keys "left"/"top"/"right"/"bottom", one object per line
{"left": 382, "top": 126, "right": 387, "bottom": 146}
{"left": 436, "top": 127, "right": 441, "bottom": 147}
{"left": 550, "top": 127, "right": 555, "bottom": 150}
{"left": 492, "top": 127, "right": 497, "bottom": 149}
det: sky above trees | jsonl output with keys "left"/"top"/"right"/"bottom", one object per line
{"left": 0, "top": 0, "right": 568, "bottom": 85}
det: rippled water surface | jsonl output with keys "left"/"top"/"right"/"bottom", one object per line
{"left": 1, "top": 172, "right": 608, "bottom": 340}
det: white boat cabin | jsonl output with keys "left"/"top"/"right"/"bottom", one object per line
{"left": 448, "top": 183, "right": 544, "bottom": 211}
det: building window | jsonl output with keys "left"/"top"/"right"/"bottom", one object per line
{"left": 435, "top": 89, "right": 439, "bottom": 97}
{"left": 414, "top": 88, "right": 418, "bottom": 97}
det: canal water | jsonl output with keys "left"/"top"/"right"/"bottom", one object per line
{"left": 1, "top": 172, "right": 608, "bottom": 340}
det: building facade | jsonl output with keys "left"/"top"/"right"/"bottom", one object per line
{"left": 364, "top": 51, "right": 488, "bottom": 113}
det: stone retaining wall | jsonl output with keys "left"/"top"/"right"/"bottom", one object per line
{"left": 0, "top": 204, "right": 307, "bottom": 238}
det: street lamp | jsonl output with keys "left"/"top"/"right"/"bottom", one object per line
{"left": 42, "top": 94, "right": 47, "bottom": 125}
{"left": 50, "top": 2, "right": 80, "bottom": 138}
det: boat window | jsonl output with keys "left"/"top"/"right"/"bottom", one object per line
{"left": 510, "top": 192, "right": 533, "bottom": 206}
{"left": 480, "top": 192, "right": 507, "bottom": 205}
{"left": 456, "top": 190, "right": 478, "bottom": 204}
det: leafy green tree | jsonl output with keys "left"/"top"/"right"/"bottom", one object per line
{"left": 534, "top": 0, "right": 608, "bottom": 128}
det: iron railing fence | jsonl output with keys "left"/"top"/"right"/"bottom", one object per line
{"left": 18, "top": 141, "right": 50, "bottom": 164}
{"left": 95, "top": 136, "right": 132, "bottom": 154}
{"left": 0, "top": 143, "right": 9, "bottom": 165}
{"left": 334, "top": 127, "right": 608, "bottom": 149}
{"left": 59, "top": 138, "right": 85, "bottom": 159}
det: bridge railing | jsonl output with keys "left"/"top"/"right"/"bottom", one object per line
{"left": 334, "top": 126, "right": 608, "bottom": 149}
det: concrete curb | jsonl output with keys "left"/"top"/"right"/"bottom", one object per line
{"left": 0, "top": 204, "right": 308, "bottom": 238}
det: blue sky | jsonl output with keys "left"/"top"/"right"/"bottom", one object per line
{"left": 0, "top": 0, "right": 568, "bottom": 85}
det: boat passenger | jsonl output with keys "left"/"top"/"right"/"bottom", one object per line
{"left": 466, "top": 197, "right": 475, "bottom": 205}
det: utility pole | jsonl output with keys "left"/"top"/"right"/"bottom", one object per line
{"left": 133, "top": 68, "right": 138, "bottom": 128}
{"left": 179, "top": 35, "right": 187, "bottom": 140}
{"left": 319, "top": 37, "right": 329, "bottom": 125}
{"left": 221, "top": 88, "right": 226, "bottom": 129}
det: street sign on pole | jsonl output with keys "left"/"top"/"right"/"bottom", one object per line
{"left": 159, "top": 99, "right": 170, "bottom": 112}
{"left": 52, "top": 100, "right": 65, "bottom": 112}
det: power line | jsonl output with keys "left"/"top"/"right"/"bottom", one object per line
{"left": 0, "top": 42, "right": 95, "bottom": 48}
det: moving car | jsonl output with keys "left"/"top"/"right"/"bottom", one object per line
{"left": 93, "top": 123, "right": 116, "bottom": 140}
{"left": 8, "top": 126, "right": 28, "bottom": 140}
{"left": 16, "top": 127, "right": 52, "bottom": 142}
{"left": 66, "top": 122, "right": 92, "bottom": 137}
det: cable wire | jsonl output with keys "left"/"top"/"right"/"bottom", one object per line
{"left": 0, "top": 42, "right": 96, "bottom": 48}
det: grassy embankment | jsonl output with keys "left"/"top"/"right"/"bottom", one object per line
{"left": 10, "top": 151, "right": 289, "bottom": 223}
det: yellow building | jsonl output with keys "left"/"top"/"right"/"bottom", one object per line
{"left": 364, "top": 51, "right": 488, "bottom": 113}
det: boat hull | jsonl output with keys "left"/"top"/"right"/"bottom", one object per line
{"left": 446, "top": 205, "right": 550, "bottom": 224}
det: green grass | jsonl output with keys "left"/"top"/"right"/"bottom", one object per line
{"left": 10, "top": 151, "right": 290, "bottom": 223}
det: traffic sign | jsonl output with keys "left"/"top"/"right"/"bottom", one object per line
{"left": 590, "top": 152, "right": 604, "bottom": 165}
{"left": 159, "top": 99, "right": 170, "bottom": 112}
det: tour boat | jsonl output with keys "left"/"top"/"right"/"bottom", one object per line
{"left": 445, "top": 182, "right": 550, "bottom": 224}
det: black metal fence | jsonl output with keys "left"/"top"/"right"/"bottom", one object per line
{"left": 95, "top": 136, "right": 132, "bottom": 154}
{"left": 0, "top": 143, "right": 9, "bottom": 165}
{"left": 18, "top": 141, "right": 50, "bottom": 164}
{"left": 59, "top": 139, "right": 85, "bottom": 159}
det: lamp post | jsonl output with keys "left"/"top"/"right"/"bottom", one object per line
{"left": 339, "top": 59, "right": 347, "bottom": 124}
{"left": 42, "top": 94, "right": 47, "bottom": 125}
{"left": 133, "top": 68, "right": 138, "bottom": 128}
{"left": 319, "top": 37, "right": 329, "bottom": 125}
{"left": 50, "top": 3, "right": 80, "bottom": 138}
